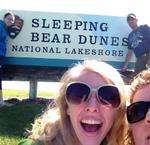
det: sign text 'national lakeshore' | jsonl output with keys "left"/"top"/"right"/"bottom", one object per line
{"left": 0, "top": 10, "right": 135, "bottom": 69}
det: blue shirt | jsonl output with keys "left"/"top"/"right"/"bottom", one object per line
{"left": 128, "top": 25, "right": 150, "bottom": 57}
{"left": 0, "top": 20, "right": 8, "bottom": 57}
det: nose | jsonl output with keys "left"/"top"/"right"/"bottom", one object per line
{"left": 84, "top": 93, "right": 99, "bottom": 113}
{"left": 145, "top": 109, "right": 150, "bottom": 125}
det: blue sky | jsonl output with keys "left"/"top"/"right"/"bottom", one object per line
{"left": 0, "top": 0, "right": 150, "bottom": 25}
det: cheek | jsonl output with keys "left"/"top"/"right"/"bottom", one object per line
{"left": 66, "top": 104, "right": 81, "bottom": 117}
{"left": 131, "top": 123, "right": 142, "bottom": 136}
{"left": 104, "top": 109, "right": 117, "bottom": 126}
{"left": 106, "top": 108, "right": 117, "bottom": 119}
{"left": 66, "top": 105, "right": 81, "bottom": 128}
{"left": 66, "top": 104, "right": 83, "bottom": 126}
{"left": 131, "top": 124, "right": 143, "bottom": 144}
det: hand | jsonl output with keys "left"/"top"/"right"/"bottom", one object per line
{"left": 146, "top": 59, "right": 150, "bottom": 68}
{"left": 147, "top": 61, "right": 150, "bottom": 66}
{"left": 121, "top": 66, "right": 127, "bottom": 72}
{"left": 146, "top": 64, "right": 150, "bottom": 68}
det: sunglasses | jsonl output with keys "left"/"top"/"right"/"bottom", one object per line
{"left": 127, "top": 101, "right": 150, "bottom": 123}
{"left": 65, "top": 82, "right": 120, "bottom": 108}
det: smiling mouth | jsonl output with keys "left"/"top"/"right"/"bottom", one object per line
{"left": 81, "top": 119, "right": 102, "bottom": 132}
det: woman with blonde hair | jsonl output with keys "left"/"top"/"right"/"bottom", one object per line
{"left": 126, "top": 69, "right": 150, "bottom": 145}
{"left": 19, "top": 60, "right": 127, "bottom": 145}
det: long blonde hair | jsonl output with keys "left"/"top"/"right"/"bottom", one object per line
{"left": 127, "top": 69, "right": 150, "bottom": 145}
{"left": 30, "top": 60, "right": 127, "bottom": 145}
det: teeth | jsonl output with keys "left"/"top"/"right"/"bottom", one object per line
{"left": 81, "top": 119, "right": 100, "bottom": 124}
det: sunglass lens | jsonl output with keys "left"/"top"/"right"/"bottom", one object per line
{"left": 127, "top": 102, "right": 149, "bottom": 123}
{"left": 66, "top": 83, "right": 90, "bottom": 104}
{"left": 98, "top": 86, "right": 120, "bottom": 107}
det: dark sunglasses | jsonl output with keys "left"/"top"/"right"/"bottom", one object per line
{"left": 65, "top": 82, "right": 120, "bottom": 108}
{"left": 127, "top": 101, "right": 150, "bottom": 123}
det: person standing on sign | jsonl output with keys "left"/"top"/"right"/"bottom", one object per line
{"left": 0, "top": 12, "right": 15, "bottom": 106}
{"left": 121, "top": 13, "right": 150, "bottom": 76}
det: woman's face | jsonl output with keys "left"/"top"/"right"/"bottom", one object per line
{"left": 4, "top": 14, "right": 15, "bottom": 27}
{"left": 66, "top": 71, "right": 119, "bottom": 145}
{"left": 131, "top": 84, "right": 150, "bottom": 145}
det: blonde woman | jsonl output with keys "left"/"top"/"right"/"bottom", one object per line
{"left": 126, "top": 69, "right": 150, "bottom": 145}
{"left": 19, "top": 60, "right": 127, "bottom": 145}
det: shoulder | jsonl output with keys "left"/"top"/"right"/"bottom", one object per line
{"left": 128, "top": 31, "right": 134, "bottom": 38}
{"left": 143, "top": 24, "right": 150, "bottom": 28}
{"left": 18, "top": 139, "right": 42, "bottom": 145}
{"left": 139, "top": 24, "right": 150, "bottom": 30}
{"left": 0, "top": 20, "right": 5, "bottom": 27}
{"left": 0, "top": 20, "right": 3, "bottom": 24}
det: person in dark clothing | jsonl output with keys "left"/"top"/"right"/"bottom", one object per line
{"left": 121, "top": 13, "right": 150, "bottom": 76}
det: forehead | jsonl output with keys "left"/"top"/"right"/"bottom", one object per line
{"left": 127, "top": 17, "right": 137, "bottom": 21}
{"left": 133, "top": 83, "right": 150, "bottom": 102}
{"left": 75, "top": 70, "right": 109, "bottom": 86}
{"left": 5, "top": 14, "right": 14, "bottom": 19}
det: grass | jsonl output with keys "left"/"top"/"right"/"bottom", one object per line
{"left": 3, "top": 89, "right": 58, "bottom": 99}
{"left": 0, "top": 89, "right": 55, "bottom": 145}
{"left": 0, "top": 103, "right": 47, "bottom": 145}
